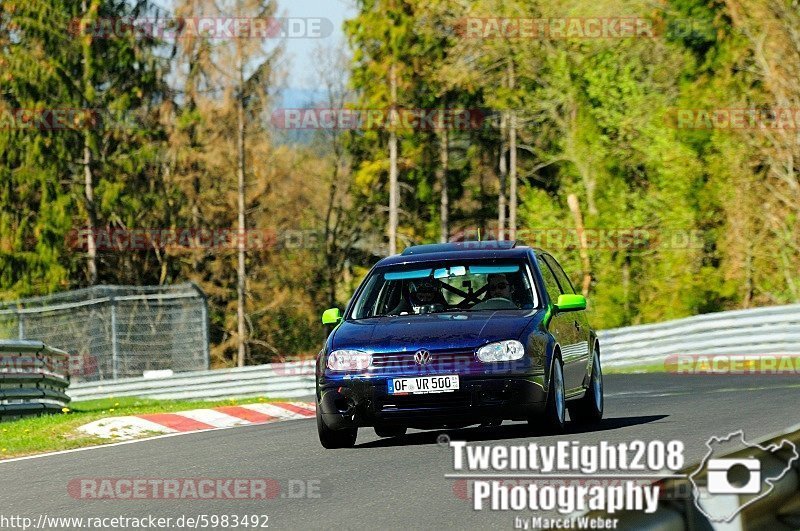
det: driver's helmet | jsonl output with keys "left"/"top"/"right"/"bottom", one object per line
{"left": 409, "top": 278, "right": 439, "bottom": 307}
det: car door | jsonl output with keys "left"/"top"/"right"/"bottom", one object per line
{"left": 536, "top": 255, "right": 583, "bottom": 392}
{"left": 543, "top": 254, "right": 591, "bottom": 391}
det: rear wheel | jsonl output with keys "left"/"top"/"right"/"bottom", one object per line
{"left": 530, "top": 355, "right": 566, "bottom": 433}
{"left": 568, "top": 350, "right": 603, "bottom": 424}
{"left": 316, "top": 407, "right": 357, "bottom": 449}
{"left": 374, "top": 425, "right": 407, "bottom": 438}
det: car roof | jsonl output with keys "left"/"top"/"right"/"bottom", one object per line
{"left": 375, "top": 241, "right": 544, "bottom": 267}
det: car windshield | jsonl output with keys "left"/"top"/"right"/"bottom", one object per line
{"left": 350, "top": 260, "right": 538, "bottom": 319}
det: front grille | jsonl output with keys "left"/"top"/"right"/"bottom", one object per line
{"left": 371, "top": 350, "right": 476, "bottom": 372}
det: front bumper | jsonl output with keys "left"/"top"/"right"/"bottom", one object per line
{"left": 317, "top": 375, "right": 547, "bottom": 430}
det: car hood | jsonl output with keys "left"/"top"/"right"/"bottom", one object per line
{"left": 331, "top": 310, "right": 541, "bottom": 353}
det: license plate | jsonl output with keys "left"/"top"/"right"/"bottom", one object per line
{"left": 388, "top": 375, "right": 459, "bottom": 395}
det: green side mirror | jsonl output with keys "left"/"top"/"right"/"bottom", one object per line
{"left": 321, "top": 308, "right": 342, "bottom": 325}
{"left": 555, "top": 294, "right": 586, "bottom": 312}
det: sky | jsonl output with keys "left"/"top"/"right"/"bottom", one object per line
{"left": 274, "top": 0, "right": 355, "bottom": 106}
{"left": 155, "top": 0, "right": 355, "bottom": 106}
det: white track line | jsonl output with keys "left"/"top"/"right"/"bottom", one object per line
{"left": 0, "top": 415, "right": 314, "bottom": 465}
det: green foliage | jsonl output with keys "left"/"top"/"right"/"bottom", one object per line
{"left": 1, "top": 0, "right": 798, "bottom": 361}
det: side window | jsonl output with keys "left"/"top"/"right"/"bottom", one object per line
{"left": 544, "top": 255, "right": 576, "bottom": 295}
{"left": 536, "top": 256, "right": 562, "bottom": 302}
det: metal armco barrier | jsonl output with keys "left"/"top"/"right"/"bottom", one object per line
{"left": 68, "top": 303, "right": 800, "bottom": 401}
{"left": 589, "top": 424, "right": 800, "bottom": 530}
{"left": 598, "top": 303, "right": 800, "bottom": 370}
{"left": 68, "top": 361, "right": 317, "bottom": 402}
{"left": 0, "top": 340, "right": 71, "bottom": 420}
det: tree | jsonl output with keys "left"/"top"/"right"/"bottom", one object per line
{"left": 168, "top": 0, "right": 278, "bottom": 367}
{"left": 1, "top": 0, "right": 169, "bottom": 293}
{"left": 346, "top": 0, "right": 419, "bottom": 254}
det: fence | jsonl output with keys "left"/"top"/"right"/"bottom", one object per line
{"left": 0, "top": 340, "right": 71, "bottom": 420}
{"left": 0, "top": 283, "right": 210, "bottom": 382}
{"left": 598, "top": 303, "right": 800, "bottom": 371}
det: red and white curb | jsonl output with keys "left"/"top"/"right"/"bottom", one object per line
{"left": 78, "top": 402, "right": 315, "bottom": 440}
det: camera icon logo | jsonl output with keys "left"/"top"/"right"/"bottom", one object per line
{"left": 706, "top": 458, "right": 761, "bottom": 494}
{"left": 690, "top": 430, "right": 798, "bottom": 523}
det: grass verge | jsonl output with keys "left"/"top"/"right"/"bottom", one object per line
{"left": 0, "top": 396, "right": 284, "bottom": 460}
{"left": 604, "top": 364, "right": 667, "bottom": 375}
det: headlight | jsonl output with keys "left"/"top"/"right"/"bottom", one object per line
{"left": 326, "top": 349, "right": 372, "bottom": 371}
{"left": 477, "top": 340, "right": 525, "bottom": 362}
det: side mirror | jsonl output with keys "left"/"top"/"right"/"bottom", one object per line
{"left": 555, "top": 294, "right": 586, "bottom": 312}
{"left": 321, "top": 308, "right": 342, "bottom": 325}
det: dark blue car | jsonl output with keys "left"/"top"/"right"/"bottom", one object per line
{"left": 315, "top": 241, "right": 603, "bottom": 448}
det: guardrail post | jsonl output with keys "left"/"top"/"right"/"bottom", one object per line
{"left": 200, "top": 298, "right": 210, "bottom": 370}
{"left": 110, "top": 297, "right": 119, "bottom": 379}
{"left": 190, "top": 281, "right": 211, "bottom": 370}
{"left": 17, "top": 308, "right": 24, "bottom": 339}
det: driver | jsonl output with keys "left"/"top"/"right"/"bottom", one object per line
{"left": 410, "top": 279, "right": 442, "bottom": 311}
{"left": 486, "top": 273, "right": 514, "bottom": 301}
{"left": 389, "top": 279, "right": 443, "bottom": 315}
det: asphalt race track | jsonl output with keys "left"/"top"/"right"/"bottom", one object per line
{"left": 2, "top": 374, "right": 799, "bottom": 529}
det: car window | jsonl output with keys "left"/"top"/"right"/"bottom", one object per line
{"left": 544, "top": 254, "right": 576, "bottom": 295}
{"left": 349, "top": 260, "right": 536, "bottom": 319}
{"left": 536, "top": 256, "right": 562, "bottom": 302}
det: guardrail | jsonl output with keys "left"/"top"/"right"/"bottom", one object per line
{"left": 0, "top": 340, "right": 71, "bottom": 420}
{"left": 598, "top": 303, "right": 800, "bottom": 370}
{"left": 68, "top": 303, "right": 800, "bottom": 401}
{"left": 68, "top": 361, "right": 316, "bottom": 402}
{"left": 589, "top": 423, "right": 800, "bottom": 530}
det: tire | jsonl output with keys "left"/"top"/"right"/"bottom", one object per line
{"left": 374, "top": 425, "right": 407, "bottom": 438}
{"left": 316, "top": 407, "right": 357, "bottom": 449}
{"left": 530, "top": 355, "right": 566, "bottom": 433}
{"left": 569, "top": 349, "right": 604, "bottom": 425}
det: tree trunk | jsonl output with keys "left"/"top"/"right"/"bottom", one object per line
{"left": 81, "top": 0, "right": 98, "bottom": 285}
{"left": 388, "top": 63, "right": 399, "bottom": 255}
{"left": 507, "top": 61, "right": 518, "bottom": 240}
{"left": 498, "top": 113, "right": 507, "bottom": 240}
{"left": 508, "top": 111, "right": 518, "bottom": 241}
{"left": 236, "top": 67, "right": 247, "bottom": 368}
{"left": 83, "top": 141, "right": 97, "bottom": 284}
{"left": 622, "top": 259, "right": 630, "bottom": 318}
{"left": 438, "top": 127, "right": 449, "bottom": 243}
{"left": 324, "top": 144, "right": 341, "bottom": 309}
{"left": 567, "top": 193, "right": 592, "bottom": 296}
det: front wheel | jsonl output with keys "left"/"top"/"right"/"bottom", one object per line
{"left": 530, "top": 356, "right": 566, "bottom": 433}
{"left": 316, "top": 407, "right": 357, "bottom": 449}
{"left": 568, "top": 350, "right": 604, "bottom": 424}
